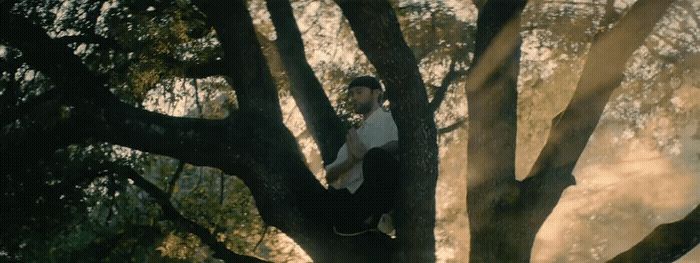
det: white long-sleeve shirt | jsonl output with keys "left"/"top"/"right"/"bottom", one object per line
{"left": 326, "top": 108, "right": 398, "bottom": 193}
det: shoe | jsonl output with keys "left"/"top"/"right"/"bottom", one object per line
{"left": 376, "top": 212, "right": 395, "bottom": 237}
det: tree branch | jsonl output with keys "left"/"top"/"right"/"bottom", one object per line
{"left": 189, "top": 2, "right": 358, "bottom": 261}
{"left": 428, "top": 58, "right": 461, "bottom": 113}
{"left": 115, "top": 164, "right": 269, "bottom": 263}
{"left": 191, "top": 0, "right": 282, "bottom": 120}
{"left": 0, "top": 3, "right": 104, "bottom": 100}
{"left": 516, "top": 0, "right": 676, "bottom": 254}
{"left": 523, "top": 0, "right": 675, "bottom": 191}
{"left": 437, "top": 118, "right": 466, "bottom": 135}
{"left": 167, "top": 161, "right": 185, "bottom": 196}
{"left": 266, "top": 0, "right": 346, "bottom": 165}
{"left": 608, "top": 204, "right": 700, "bottom": 263}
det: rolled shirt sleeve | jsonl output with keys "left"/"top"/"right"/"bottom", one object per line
{"left": 325, "top": 143, "right": 348, "bottom": 171}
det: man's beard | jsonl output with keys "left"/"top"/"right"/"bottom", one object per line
{"left": 354, "top": 101, "right": 373, "bottom": 114}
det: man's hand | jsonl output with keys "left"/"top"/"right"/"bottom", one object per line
{"left": 326, "top": 129, "right": 365, "bottom": 185}
{"left": 346, "top": 128, "right": 367, "bottom": 161}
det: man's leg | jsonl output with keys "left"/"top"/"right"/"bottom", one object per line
{"left": 358, "top": 147, "right": 400, "bottom": 220}
{"left": 328, "top": 186, "right": 366, "bottom": 233}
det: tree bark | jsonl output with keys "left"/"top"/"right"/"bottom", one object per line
{"left": 464, "top": 0, "right": 526, "bottom": 261}
{"left": 266, "top": 0, "right": 346, "bottom": 165}
{"left": 191, "top": 0, "right": 282, "bottom": 120}
{"left": 334, "top": 1, "right": 439, "bottom": 261}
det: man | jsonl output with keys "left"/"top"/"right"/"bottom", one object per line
{"left": 325, "top": 76, "right": 400, "bottom": 236}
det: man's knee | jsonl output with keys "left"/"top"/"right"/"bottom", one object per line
{"left": 365, "top": 147, "right": 388, "bottom": 159}
{"left": 363, "top": 147, "right": 390, "bottom": 167}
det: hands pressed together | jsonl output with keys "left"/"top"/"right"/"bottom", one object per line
{"left": 346, "top": 127, "right": 367, "bottom": 163}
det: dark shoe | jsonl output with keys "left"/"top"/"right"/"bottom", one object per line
{"left": 376, "top": 212, "right": 395, "bottom": 236}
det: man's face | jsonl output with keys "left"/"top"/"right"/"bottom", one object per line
{"left": 349, "top": 86, "right": 377, "bottom": 114}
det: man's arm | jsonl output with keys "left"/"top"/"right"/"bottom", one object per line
{"left": 326, "top": 128, "right": 366, "bottom": 185}
{"left": 326, "top": 154, "right": 357, "bottom": 184}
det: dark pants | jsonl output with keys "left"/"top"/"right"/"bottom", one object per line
{"left": 329, "top": 148, "right": 399, "bottom": 232}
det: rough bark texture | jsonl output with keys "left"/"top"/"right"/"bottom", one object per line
{"left": 464, "top": 0, "right": 677, "bottom": 262}
{"left": 266, "top": 0, "right": 346, "bottom": 165}
{"left": 335, "top": 0, "right": 439, "bottom": 261}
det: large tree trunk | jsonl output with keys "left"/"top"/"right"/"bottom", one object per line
{"left": 464, "top": 0, "right": 676, "bottom": 262}
{"left": 334, "top": 0, "right": 439, "bottom": 261}
{"left": 464, "top": 0, "right": 525, "bottom": 261}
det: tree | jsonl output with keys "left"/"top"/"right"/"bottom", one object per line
{"left": 464, "top": 0, "right": 698, "bottom": 262}
{"left": 1, "top": 0, "right": 698, "bottom": 262}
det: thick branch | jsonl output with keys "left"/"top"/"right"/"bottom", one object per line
{"left": 608, "top": 204, "right": 700, "bottom": 263}
{"left": 190, "top": 2, "right": 357, "bottom": 261}
{"left": 0, "top": 92, "right": 70, "bottom": 175}
{"left": 0, "top": 3, "right": 103, "bottom": 100}
{"left": 523, "top": 0, "right": 675, "bottom": 190}
{"left": 266, "top": 0, "right": 345, "bottom": 165}
{"left": 513, "top": 1, "right": 675, "bottom": 259}
{"left": 88, "top": 98, "right": 251, "bottom": 174}
{"left": 192, "top": 0, "right": 282, "bottom": 120}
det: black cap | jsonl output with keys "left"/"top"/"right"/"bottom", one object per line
{"left": 348, "top": 76, "right": 382, "bottom": 91}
